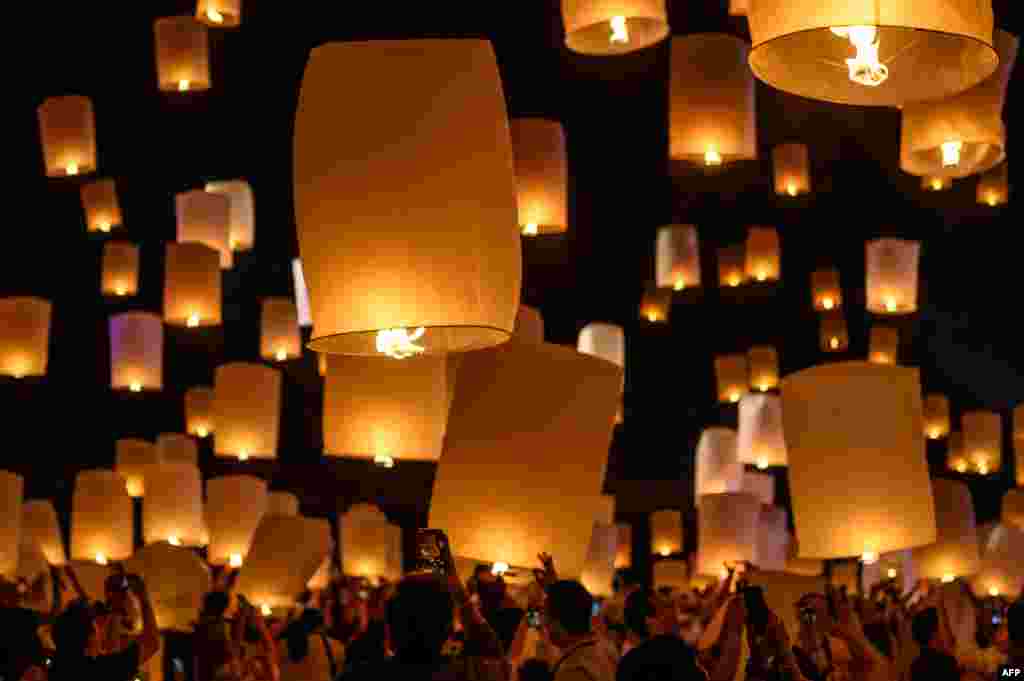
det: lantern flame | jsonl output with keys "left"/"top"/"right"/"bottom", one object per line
{"left": 659, "top": 547, "right": 671, "bottom": 557}
{"left": 168, "top": 535, "right": 181, "bottom": 546}
{"left": 704, "top": 147, "right": 723, "bottom": 166}
{"left": 887, "top": 568, "right": 897, "bottom": 579}
{"left": 98, "top": 221, "right": 112, "bottom": 233}
{"left": 196, "top": 426, "right": 209, "bottom": 438}
{"left": 928, "top": 427, "right": 941, "bottom": 440}
{"left": 755, "top": 269, "right": 768, "bottom": 282}
{"left": 373, "top": 454, "right": 395, "bottom": 469}
{"left": 275, "top": 348, "right": 287, "bottom": 362}
{"left": 830, "top": 26, "right": 888, "bottom": 87}
{"left": 491, "top": 561, "right": 510, "bottom": 576}
{"left": 728, "top": 274, "right": 742, "bottom": 287}
{"left": 229, "top": 553, "right": 243, "bottom": 568}
{"left": 376, "top": 327, "right": 426, "bottom": 359}
{"left": 829, "top": 336, "right": 840, "bottom": 350}
{"left": 66, "top": 162, "right": 79, "bottom": 176}
{"left": 260, "top": 604, "right": 272, "bottom": 616}
{"left": 756, "top": 458, "right": 769, "bottom": 470}
{"left": 884, "top": 297, "right": 897, "bottom": 313}
{"left": 646, "top": 311, "right": 660, "bottom": 322}
{"left": 187, "top": 313, "right": 200, "bottom": 328}
{"left": 728, "top": 391, "right": 741, "bottom": 403}
{"left": 989, "top": 587, "right": 999, "bottom": 597}
{"left": 238, "top": 450, "right": 249, "bottom": 461}
{"left": 977, "top": 460, "right": 989, "bottom": 475}
{"left": 673, "top": 277, "right": 685, "bottom": 291}
{"left": 821, "top": 297, "right": 835, "bottom": 311}
{"left": 931, "top": 179, "right": 944, "bottom": 191}
{"left": 941, "top": 573, "right": 955, "bottom": 583}
{"left": 941, "top": 140, "right": 963, "bottom": 168}
{"left": 178, "top": 80, "right": 190, "bottom": 92}
{"left": 860, "top": 551, "right": 879, "bottom": 565}
{"left": 787, "top": 183, "right": 798, "bottom": 197}
{"left": 610, "top": 16, "right": 629, "bottom": 44}
{"left": 129, "top": 381, "right": 142, "bottom": 393}
{"left": 522, "top": 223, "right": 538, "bottom": 236}
{"left": 115, "top": 286, "right": 127, "bottom": 297}
{"left": 986, "top": 192, "right": 999, "bottom": 207}
{"left": 95, "top": 553, "right": 108, "bottom": 566}
{"left": 206, "top": 7, "right": 225, "bottom": 24}
{"left": 954, "top": 460, "right": 968, "bottom": 473}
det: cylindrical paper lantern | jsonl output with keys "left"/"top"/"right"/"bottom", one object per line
{"left": 714, "top": 354, "right": 748, "bottom": 404}
{"left": 513, "top": 306, "right": 545, "bottom": 345}
{"left": 811, "top": 268, "right": 842, "bottom": 312}
{"left": 773, "top": 143, "right": 811, "bottom": 196}
{"left": 294, "top": 40, "right": 520, "bottom": 357}
{"left": 669, "top": 35, "right": 757, "bottom": 166}
{"left": 748, "top": 346, "right": 779, "bottom": 392}
{"left": 718, "top": 245, "right": 746, "bottom": 288}
{"left": 580, "top": 524, "right": 618, "bottom": 598}
{"left": 1016, "top": 404, "right": 1024, "bottom": 487}
{"left": 656, "top": 225, "right": 701, "bottom": 291}
{"left": 71, "top": 470, "right": 134, "bottom": 563}
{"left": 101, "top": 242, "right": 139, "bottom": 298}
{"left": 340, "top": 504, "right": 398, "bottom": 581}
{"left": 696, "top": 492, "right": 760, "bottom": 577}
{"left": 947, "top": 431, "right": 969, "bottom": 474}
{"left": 868, "top": 326, "right": 899, "bottom": 365}
{"left": 213, "top": 363, "right": 281, "bottom": 460}
{"left": 562, "top": 0, "right": 669, "bottom": 55}
{"left": 866, "top": 238, "right": 920, "bottom": 315}
{"left": 971, "top": 523, "right": 1024, "bottom": 599}
{"left": 781, "top": 362, "right": 937, "bottom": 560}
{"left": 125, "top": 543, "right": 210, "bottom": 632}
{"left": 1003, "top": 490, "right": 1024, "bottom": 532}
{"left": 205, "top": 180, "right": 254, "bottom": 251}
{"left": 696, "top": 428, "right": 743, "bottom": 499}
{"left": 820, "top": 313, "right": 849, "bottom": 352}
{"left": 109, "top": 312, "right": 163, "bottom": 392}
{"left": 961, "top": 410, "right": 1001, "bottom": 475}
{"left": 21, "top": 499, "right": 66, "bottom": 566}
{"left": 0, "top": 471, "right": 24, "bottom": 577}
{"left": 260, "top": 298, "right": 301, "bottom": 362}
{"left": 977, "top": 162, "right": 1009, "bottom": 207}
{"left": 912, "top": 479, "right": 980, "bottom": 581}
{"left": 184, "top": 386, "right": 215, "bottom": 439}
{"left": 747, "top": 0, "right": 997, "bottom": 107}
{"left": 154, "top": 17, "right": 211, "bottom": 92}
{"left": 738, "top": 393, "right": 788, "bottom": 469}
{"left": 0, "top": 297, "right": 51, "bottom": 378}
{"left": 755, "top": 506, "right": 789, "bottom": 572}
{"left": 267, "top": 492, "right": 299, "bottom": 517}
{"left": 80, "top": 179, "right": 122, "bottom": 233}
{"left": 156, "top": 433, "right": 199, "bottom": 466}
{"left": 614, "top": 523, "right": 632, "bottom": 569}
{"left": 164, "top": 242, "right": 222, "bottom": 328}
{"left": 143, "top": 463, "right": 204, "bottom": 547}
{"left": 742, "top": 471, "right": 775, "bottom": 506}
{"left": 924, "top": 395, "right": 951, "bottom": 440}
{"left": 115, "top": 438, "right": 158, "bottom": 498}
{"left": 650, "top": 510, "right": 683, "bottom": 557}
{"left": 640, "top": 286, "right": 671, "bottom": 323}
{"left": 510, "top": 119, "right": 567, "bottom": 236}
{"left": 577, "top": 323, "right": 625, "bottom": 391}
{"left": 175, "top": 190, "right": 231, "bottom": 269}
{"left": 745, "top": 226, "right": 781, "bottom": 283}
{"left": 923, "top": 176, "right": 953, "bottom": 192}
{"left": 235, "top": 516, "right": 331, "bottom": 615}
{"left": 37, "top": 96, "right": 97, "bottom": 177}
{"left": 196, "top": 0, "right": 241, "bottom": 28}
{"left": 205, "top": 475, "right": 268, "bottom": 567}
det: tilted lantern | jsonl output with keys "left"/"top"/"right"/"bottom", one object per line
{"left": 578, "top": 322, "right": 626, "bottom": 421}
{"left": 196, "top": 0, "right": 242, "bottom": 28}
{"left": 715, "top": 354, "right": 749, "bottom": 404}
{"left": 696, "top": 492, "right": 760, "bottom": 578}
{"left": 738, "top": 393, "right": 788, "bottom": 469}
{"left": 37, "top": 96, "right": 97, "bottom": 177}
{"left": 236, "top": 515, "right": 331, "bottom": 615}
{"left": 866, "top": 238, "right": 920, "bottom": 315}
{"left": 80, "top": 179, "right": 122, "bottom": 233}
{"left": 614, "top": 524, "right": 632, "bottom": 569}
{"left": 669, "top": 35, "right": 757, "bottom": 167}
{"left": 924, "top": 394, "right": 951, "bottom": 440}
{"left": 267, "top": 492, "right": 299, "bottom": 517}
{"left": 205, "top": 475, "right": 268, "bottom": 567}
{"left": 125, "top": 543, "right": 210, "bottom": 632}
{"left": 947, "top": 431, "right": 969, "bottom": 474}
{"left": 157, "top": 433, "right": 199, "bottom": 466}
{"left": 340, "top": 504, "right": 401, "bottom": 581}
{"left": 755, "top": 505, "right": 790, "bottom": 572}
{"left": 820, "top": 313, "right": 849, "bottom": 353}
{"left": 294, "top": 40, "right": 520, "bottom": 358}
{"left": 977, "top": 162, "right": 1009, "bottom": 207}
{"left": 71, "top": 470, "right": 134, "bottom": 564}
{"left": 213, "top": 362, "right": 282, "bottom": 460}
{"left": 115, "top": 438, "right": 159, "bottom": 498}
{"left": 696, "top": 428, "right": 743, "bottom": 498}
{"left": 912, "top": 479, "right": 980, "bottom": 582}
{"left": 205, "top": 180, "right": 254, "bottom": 251}
{"left": 811, "top": 268, "right": 842, "bottom": 312}
{"left": 746, "top": 0, "right": 998, "bottom": 107}
{"left": 656, "top": 225, "right": 701, "bottom": 291}
{"left": 510, "top": 119, "right": 567, "bottom": 236}
{"left": 743, "top": 471, "right": 775, "bottom": 506}
{"left": 109, "top": 312, "right": 163, "bottom": 392}
{"left": 164, "top": 242, "right": 222, "bottom": 328}
{"left": 1003, "top": 490, "right": 1024, "bottom": 532}
{"left": 580, "top": 523, "right": 618, "bottom": 598}
{"left": 561, "top": 0, "right": 669, "bottom": 55}
{"left": 154, "top": 17, "right": 211, "bottom": 93}
{"left": 650, "top": 509, "right": 683, "bottom": 557}
{"left": 0, "top": 297, "right": 51, "bottom": 378}
{"left": 718, "top": 245, "right": 747, "bottom": 288}
{"left": 961, "top": 410, "right": 1002, "bottom": 475}
{"left": 0, "top": 471, "right": 24, "bottom": 578}
{"left": 781, "top": 362, "right": 937, "bottom": 561}
{"left": 143, "top": 462, "right": 204, "bottom": 547}
{"left": 745, "top": 227, "right": 781, "bottom": 283}
{"left": 101, "top": 242, "right": 139, "bottom": 298}
{"left": 260, "top": 298, "right": 301, "bottom": 362}
{"left": 292, "top": 259, "right": 313, "bottom": 328}
{"left": 773, "top": 143, "right": 811, "bottom": 197}
{"left": 185, "top": 386, "right": 215, "bottom": 438}
{"left": 21, "top": 500, "right": 66, "bottom": 567}
{"left": 923, "top": 176, "right": 953, "bottom": 192}
{"left": 175, "top": 190, "right": 232, "bottom": 269}
{"left": 748, "top": 345, "right": 779, "bottom": 392}
{"left": 640, "top": 286, "right": 671, "bottom": 323}
{"left": 868, "top": 325, "right": 899, "bottom": 365}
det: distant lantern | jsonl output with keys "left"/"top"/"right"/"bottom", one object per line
{"left": 513, "top": 306, "right": 545, "bottom": 345}
{"left": 923, "top": 176, "right": 952, "bottom": 192}
{"left": 267, "top": 492, "right": 299, "bottom": 517}
{"left": 580, "top": 523, "right": 618, "bottom": 598}
{"left": 236, "top": 515, "right": 331, "bottom": 615}
{"left": 773, "top": 144, "right": 811, "bottom": 197}
{"left": 260, "top": 298, "right": 301, "bottom": 362}
{"left": 341, "top": 504, "right": 401, "bottom": 581}
{"left": 578, "top": 323, "right": 626, "bottom": 418}
{"left": 743, "top": 470, "right": 775, "bottom": 506}
{"left": 80, "top": 179, "right": 123, "bottom": 233}
{"left": 745, "top": 227, "right": 781, "bottom": 283}
{"left": 971, "top": 523, "right": 1024, "bottom": 600}
{"left": 157, "top": 433, "right": 199, "bottom": 466}
{"left": 101, "top": 242, "right": 139, "bottom": 298}
{"left": 869, "top": 326, "right": 899, "bottom": 365}
{"left": 0, "top": 297, "right": 51, "bottom": 378}
{"left": 154, "top": 17, "right": 211, "bottom": 93}
{"left": 746, "top": 0, "right": 997, "bottom": 107}
{"left": 650, "top": 509, "right": 683, "bottom": 557}
{"left": 715, "top": 354, "right": 748, "bottom": 404}
{"left": 143, "top": 463, "right": 204, "bottom": 547}
{"left": 912, "top": 479, "right": 980, "bottom": 581}
{"left": 37, "top": 96, "right": 97, "bottom": 178}
{"left": 109, "top": 312, "right": 163, "bottom": 392}
{"left": 205, "top": 475, "right": 268, "bottom": 566}
{"left": 977, "top": 162, "right": 1009, "bottom": 207}
{"left": 0, "top": 471, "right": 24, "bottom": 577}
{"left": 1004, "top": 490, "right": 1024, "bottom": 532}
{"left": 669, "top": 35, "right": 757, "bottom": 167}
{"left": 614, "top": 524, "right": 632, "bottom": 569}
{"left": 866, "top": 238, "right": 920, "bottom": 315}
{"left": 1016, "top": 404, "right": 1024, "bottom": 486}
{"left": 71, "top": 470, "right": 134, "bottom": 563}
{"left": 294, "top": 40, "right": 520, "bottom": 358}
{"left": 820, "top": 313, "right": 849, "bottom": 353}
{"left": 718, "top": 245, "right": 747, "bottom": 288}
{"left": 185, "top": 387, "right": 215, "bottom": 438}
{"left": 924, "top": 395, "right": 951, "bottom": 440}
{"left": 213, "top": 363, "right": 281, "bottom": 460}
{"left": 510, "top": 119, "right": 567, "bottom": 236}
{"left": 21, "top": 500, "right": 66, "bottom": 566}
{"left": 656, "top": 225, "right": 701, "bottom": 291}
{"left": 781, "top": 362, "right": 936, "bottom": 560}
{"left": 164, "top": 242, "right": 222, "bottom": 328}
{"left": 900, "top": 32, "right": 1018, "bottom": 181}
{"left": 947, "top": 431, "right": 969, "bottom": 474}
{"left": 961, "top": 410, "right": 1001, "bottom": 476}
{"left": 561, "top": 0, "right": 669, "bottom": 55}
{"left": 317, "top": 353, "right": 327, "bottom": 378}
{"left": 196, "top": 0, "right": 242, "bottom": 28}
{"left": 205, "top": 180, "right": 254, "bottom": 251}
{"left": 115, "top": 438, "right": 158, "bottom": 498}
{"left": 175, "top": 190, "right": 232, "bottom": 269}
{"left": 748, "top": 346, "right": 779, "bottom": 392}
{"left": 738, "top": 393, "right": 788, "bottom": 469}
{"left": 640, "top": 286, "right": 671, "bottom": 323}
{"left": 125, "top": 543, "right": 210, "bottom": 631}
{"left": 292, "top": 259, "right": 313, "bottom": 328}
{"left": 696, "top": 492, "right": 760, "bottom": 578}
{"left": 696, "top": 428, "right": 743, "bottom": 499}
{"left": 323, "top": 355, "right": 449, "bottom": 463}
{"left": 756, "top": 505, "right": 790, "bottom": 572}
{"left": 811, "top": 269, "right": 842, "bottom": 312}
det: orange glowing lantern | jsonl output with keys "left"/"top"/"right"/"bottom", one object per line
{"left": 755, "top": 505, "right": 790, "bottom": 572}
{"left": 341, "top": 504, "right": 402, "bottom": 582}
{"left": 260, "top": 298, "right": 301, "bottom": 362}
{"left": 109, "top": 312, "right": 163, "bottom": 392}
{"left": 37, "top": 96, "right": 97, "bottom": 178}
{"left": 866, "top": 238, "right": 920, "bottom": 315}
{"left": 715, "top": 354, "right": 748, "bottom": 404}
{"left": 961, "top": 410, "right": 1002, "bottom": 475}
{"left": 923, "top": 176, "right": 952, "bottom": 192}
{"left": 738, "top": 393, "right": 788, "bottom": 469}
{"left": 868, "top": 325, "right": 899, "bottom": 365}
{"left": 0, "top": 297, "right": 51, "bottom": 379}
{"left": 71, "top": 470, "right": 134, "bottom": 563}
{"left": 748, "top": 346, "right": 779, "bottom": 392}
{"left": 773, "top": 143, "right": 811, "bottom": 196}
{"left": 195, "top": 0, "right": 242, "bottom": 28}
{"left": 115, "top": 438, "right": 158, "bottom": 498}
{"left": 0, "top": 471, "right": 24, "bottom": 578}
{"left": 21, "top": 500, "right": 66, "bottom": 567}
{"left": 510, "top": 119, "right": 567, "bottom": 236}
{"left": 1003, "top": 490, "right": 1024, "bottom": 532}
{"left": 924, "top": 395, "right": 951, "bottom": 441}
{"left": 820, "top": 313, "right": 849, "bottom": 353}
{"left": 718, "top": 245, "right": 747, "bottom": 288}
{"left": 101, "top": 242, "right": 139, "bottom": 298}
{"left": 947, "top": 431, "right": 969, "bottom": 474}
{"left": 640, "top": 286, "right": 671, "bottom": 323}
{"left": 650, "top": 510, "right": 683, "bottom": 557}
{"left": 656, "top": 225, "right": 701, "bottom": 291}
{"left": 562, "top": 0, "right": 669, "bottom": 55}
{"left": 745, "top": 226, "right": 781, "bottom": 283}
{"left": 614, "top": 524, "right": 632, "bottom": 569}
{"left": 977, "top": 162, "right": 1009, "bottom": 207}
{"left": 696, "top": 492, "right": 760, "bottom": 577}
{"left": 175, "top": 190, "right": 232, "bottom": 269}
{"left": 205, "top": 180, "right": 255, "bottom": 251}
{"left": 143, "top": 462, "right": 205, "bottom": 547}
{"left": 80, "top": 179, "right": 123, "bottom": 233}
{"left": 185, "top": 386, "right": 214, "bottom": 438}
{"left": 213, "top": 362, "right": 282, "bottom": 460}
{"left": 154, "top": 17, "right": 211, "bottom": 93}
{"left": 205, "top": 475, "right": 268, "bottom": 566}
{"left": 696, "top": 428, "right": 743, "bottom": 499}
{"left": 164, "top": 242, "right": 222, "bottom": 328}
{"left": 811, "top": 268, "right": 842, "bottom": 312}
{"left": 912, "top": 479, "right": 980, "bottom": 581}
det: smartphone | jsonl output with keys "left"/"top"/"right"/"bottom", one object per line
{"left": 172, "top": 658, "right": 185, "bottom": 674}
{"left": 413, "top": 529, "right": 452, "bottom": 577}
{"left": 592, "top": 601, "right": 601, "bottom": 618}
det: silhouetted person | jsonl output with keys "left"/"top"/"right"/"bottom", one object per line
{"left": 544, "top": 580, "right": 615, "bottom": 681}
{"left": 909, "top": 608, "right": 958, "bottom": 681}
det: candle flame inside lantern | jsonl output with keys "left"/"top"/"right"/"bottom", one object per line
{"left": 261, "top": 604, "right": 272, "bottom": 616}
{"left": 829, "top": 337, "right": 840, "bottom": 350}
{"left": 987, "top": 193, "right": 999, "bottom": 207}
{"left": 755, "top": 269, "right": 768, "bottom": 282}
{"left": 931, "top": 179, "right": 944, "bottom": 191}
{"left": 275, "top": 348, "right": 287, "bottom": 362}
{"left": 129, "top": 381, "right": 143, "bottom": 393}
{"left": 95, "top": 553, "right": 108, "bottom": 565}
{"left": 376, "top": 327, "right": 426, "bottom": 359}
{"left": 756, "top": 458, "right": 769, "bottom": 470}
{"left": 928, "top": 428, "right": 941, "bottom": 440}
{"left": 787, "top": 183, "right": 798, "bottom": 197}
{"left": 885, "top": 297, "right": 897, "bottom": 313}
{"left": 941, "top": 573, "right": 955, "bottom": 583}
{"left": 941, "top": 140, "right": 963, "bottom": 168}
{"left": 954, "top": 460, "right": 968, "bottom": 473}
{"left": 373, "top": 454, "right": 395, "bottom": 469}
{"left": 196, "top": 426, "right": 209, "bottom": 438}
{"left": 229, "top": 553, "right": 243, "bottom": 568}
{"left": 860, "top": 551, "right": 879, "bottom": 565}
{"left": 728, "top": 391, "right": 741, "bottom": 403}
{"left": 704, "top": 147, "right": 723, "bottom": 167}
{"left": 491, "top": 561, "right": 510, "bottom": 576}
{"left": 659, "top": 547, "right": 671, "bottom": 557}
{"left": 830, "top": 26, "right": 888, "bottom": 87}
{"left": 168, "top": 535, "right": 181, "bottom": 546}
{"left": 178, "top": 80, "right": 191, "bottom": 92}
{"left": 522, "top": 223, "right": 538, "bottom": 236}
{"left": 821, "top": 297, "right": 835, "bottom": 311}
{"left": 115, "top": 286, "right": 127, "bottom": 297}
{"left": 673, "top": 277, "right": 685, "bottom": 291}
{"left": 206, "top": 7, "right": 224, "bottom": 24}
{"left": 238, "top": 450, "right": 249, "bottom": 462}
{"left": 187, "top": 313, "right": 200, "bottom": 328}
{"left": 66, "top": 162, "right": 79, "bottom": 176}
{"left": 646, "top": 312, "right": 660, "bottom": 322}
{"left": 887, "top": 568, "right": 897, "bottom": 579}
{"left": 989, "top": 587, "right": 999, "bottom": 597}
{"left": 609, "top": 16, "right": 629, "bottom": 44}
{"left": 98, "top": 221, "right": 111, "bottom": 233}
{"left": 977, "top": 459, "right": 989, "bottom": 475}
{"left": 728, "top": 274, "right": 742, "bottom": 287}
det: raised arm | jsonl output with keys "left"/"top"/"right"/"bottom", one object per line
{"left": 126, "top": 574, "right": 161, "bottom": 664}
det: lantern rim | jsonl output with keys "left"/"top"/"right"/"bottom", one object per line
{"left": 565, "top": 16, "right": 670, "bottom": 56}
{"left": 308, "top": 324, "right": 512, "bottom": 356}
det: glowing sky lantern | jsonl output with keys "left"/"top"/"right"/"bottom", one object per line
{"left": 561, "top": 0, "right": 669, "bottom": 55}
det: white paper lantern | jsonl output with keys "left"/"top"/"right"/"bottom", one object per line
{"left": 696, "top": 428, "right": 743, "bottom": 499}
{"left": 213, "top": 363, "right": 281, "bottom": 460}
{"left": 109, "top": 312, "right": 163, "bottom": 392}
{"left": 640, "top": 286, "right": 671, "bottom": 323}
{"left": 745, "top": 226, "right": 781, "bottom": 283}
{"left": 748, "top": 346, "right": 779, "bottom": 393}
{"left": 971, "top": 523, "right": 1023, "bottom": 599}
{"left": 154, "top": 16, "right": 211, "bottom": 93}
{"left": 650, "top": 509, "right": 683, "bottom": 557}
{"left": 204, "top": 180, "right": 254, "bottom": 252}
{"left": 868, "top": 325, "right": 899, "bottom": 365}
{"left": 738, "top": 393, "right": 788, "bottom": 469}
{"left": 811, "top": 268, "right": 842, "bottom": 312}
{"left": 977, "top": 162, "right": 1009, "bottom": 207}
{"left": 260, "top": 298, "right": 301, "bottom": 362}
{"left": 101, "top": 242, "right": 139, "bottom": 298}
{"left": 71, "top": 470, "right": 134, "bottom": 564}
{"left": 510, "top": 118, "right": 568, "bottom": 236}
{"left": 81, "top": 179, "right": 123, "bottom": 233}
{"left": 714, "top": 354, "right": 748, "bottom": 404}
{"left": 696, "top": 492, "right": 760, "bottom": 578}
{"left": 235, "top": 515, "right": 331, "bottom": 614}
{"left": 0, "top": 297, "right": 51, "bottom": 379}
{"left": 175, "top": 190, "right": 232, "bottom": 269}
{"left": 185, "top": 386, "right": 215, "bottom": 439}
{"left": 21, "top": 499, "right": 66, "bottom": 566}
{"left": 580, "top": 524, "right": 618, "bottom": 598}
{"left": 912, "top": 479, "right": 980, "bottom": 581}
{"left": 656, "top": 225, "right": 701, "bottom": 291}
{"left": 37, "top": 95, "right": 97, "bottom": 177}
{"left": 164, "top": 242, "right": 222, "bottom": 328}
{"left": 866, "top": 239, "right": 920, "bottom": 315}
{"left": 143, "top": 463, "right": 204, "bottom": 547}
{"left": 614, "top": 523, "right": 632, "bottom": 569}
{"left": 340, "top": 504, "right": 397, "bottom": 581}
{"left": 125, "top": 543, "right": 211, "bottom": 631}
{"left": 206, "top": 475, "right": 268, "bottom": 567}
{"left": 773, "top": 143, "right": 811, "bottom": 196}
{"left": 115, "top": 438, "right": 159, "bottom": 498}
{"left": 961, "top": 410, "right": 1002, "bottom": 475}
{"left": 0, "top": 471, "right": 24, "bottom": 577}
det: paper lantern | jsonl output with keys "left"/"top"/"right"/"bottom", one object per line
{"left": 977, "top": 162, "right": 1009, "bottom": 207}
{"left": 561, "top": 0, "right": 668, "bottom": 55}
{"left": 429, "top": 342, "right": 622, "bottom": 580}
{"left": 1003, "top": 490, "right": 1024, "bottom": 532}
{"left": 718, "top": 245, "right": 747, "bottom": 288}
{"left": 71, "top": 470, "right": 134, "bottom": 563}
{"left": 811, "top": 268, "right": 842, "bottom": 312}
{"left": 971, "top": 523, "right": 1024, "bottom": 599}
{"left": 696, "top": 492, "right": 760, "bottom": 578}
{"left": 862, "top": 550, "right": 917, "bottom": 593}
{"left": 820, "top": 313, "right": 849, "bottom": 352}
{"left": 109, "top": 312, "right": 163, "bottom": 392}
{"left": 185, "top": 386, "right": 214, "bottom": 438}
{"left": 578, "top": 322, "right": 625, "bottom": 421}
{"left": 714, "top": 354, "right": 748, "bottom": 404}
{"left": 0, "top": 297, "right": 51, "bottom": 378}
{"left": 80, "top": 179, "right": 123, "bottom": 233}
{"left": 205, "top": 475, "right": 268, "bottom": 567}
{"left": 196, "top": 0, "right": 241, "bottom": 28}
{"left": 260, "top": 298, "right": 301, "bottom": 362}
{"left": 868, "top": 325, "right": 899, "bottom": 365}
{"left": 163, "top": 242, "right": 222, "bottom": 328}
{"left": 324, "top": 355, "right": 448, "bottom": 462}
{"left": 157, "top": 433, "right": 199, "bottom": 466}
{"left": 738, "top": 393, "right": 788, "bottom": 469}
{"left": 614, "top": 523, "right": 632, "bottom": 569}
{"left": 900, "top": 32, "right": 1018, "bottom": 180}
{"left": 924, "top": 394, "right": 951, "bottom": 440}
{"left": 205, "top": 180, "right": 254, "bottom": 251}
{"left": 37, "top": 95, "right": 97, "bottom": 177}
{"left": 125, "top": 543, "right": 211, "bottom": 631}
{"left": 510, "top": 119, "right": 567, "bottom": 236}
{"left": 866, "top": 238, "right": 920, "bottom": 315}
{"left": 580, "top": 524, "right": 618, "bottom": 598}
{"left": 745, "top": 227, "right": 781, "bottom": 283}
{"left": 696, "top": 428, "right": 743, "bottom": 498}
{"left": 292, "top": 259, "right": 312, "bottom": 328}
{"left": 912, "top": 479, "right": 980, "bottom": 581}
{"left": 175, "top": 191, "right": 231, "bottom": 269}
{"left": 340, "top": 504, "right": 399, "bottom": 581}
{"left": 142, "top": 463, "right": 204, "bottom": 547}
{"left": 961, "top": 410, "right": 1001, "bottom": 475}
{"left": 781, "top": 362, "right": 936, "bottom": 560}
{"left": 115, "top": 438, "right": 159, "bottom": 498}
{"left": 742, "top": 471, "right": 775, "bottom": 505}
{"left": 755, "top": 506, "right": 789, "bottom": 572}
{"left": 1016, "top": 405, "right": 1024, "bottom": 486}
{"left": 213, "top": 363, "right": 281, "bottom": 460}
{"left": 748, "top": 346, "right": 779, "bottom": 392}
{"left": 21, "top": 500, "right": 66, "bottom": 566}
{"left": 650, "top": 510, "right": 683, "bottom": 557}
{"left": 101, "top": 242, "right": 139, "bottom": 298}
{"left": 655, "top": 225, "right": 701, "bottom": 291}
{"left": 0, "top": 471, "right": 24, "bottom": 577}
{"left": 513, "top": 306, "right": 545, "bottom": 345}
{"left": 640, "top": 286, "right": 671, "bottom": 323}
{"left": 773, "top": 144, "right": 811, "bottom": 197}
{"left": 947, "top": 431, "right": 969, "bottom": 474}
{"left": 235, "top": 515, "right": 331, "bottom": 614}
{"left": 923, "top": 176, "right": 953, "bottom": 192}
{"left": 154, "top": 17, "right": 211, "bottom": 92}
{"left": 294, "top": 40, "right": 520, "bottom": 357}
{"left": 747, "top": 0, "right": 997, "bottom": 107}
{"left": 729, "top": 0, "right": 749, "bottom": 15}
{"left": 669, "top": 35, "right": 757, "bottom": 166}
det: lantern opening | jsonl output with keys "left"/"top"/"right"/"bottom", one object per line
{"left": 196, "top": 426, "right": 209, "bottom": 438}
{"left": 98, "top": 221, "right": 112, "bottom": 233}
{"left": 229, "top": 553, "right": 243, "bottom": 568}
{"left": 931, "top": 179, "right": 944, "bottom": 191}
{"left": 673, "top": 277, "right": 685, "bottom": 291}
{"left": 95, "top": 553, "right": 108, "bottom": 565}
{"left": 887, "top": 568, "right": 897, "bottom": 579}
{"left": 729, "top": 391, "right": 741, "bottom": 404}
{"left": 187, "top": 313, "right": 201, "bottom": 328}
{"left": 66, "top": 162, "right": 79, "bottom": 176}
{"left": 610, "top": 16, "right": 629, "bottom": 45}
{"left": 728, "top": 274, "right": 742, "bottom": 287}
{"left": 373, "top": 454, "right": 395, "bottom": 469}
{"left": 491, "top": 561, "right": 510, "bottom": 576}
{"left": 129, "top": 381, "right": 142, "bottom": 393}
{"left": 986, "top": 192, "right": 999, "bottom": 207}
{"left": 756, "top": 458, "right": 769, "bottom": 470}
{"left": 989, "top": 587, "right": 999, "bottom": 597}
{"left": 829, "top": 337, "right": 839, "bottom": 350}
{"left": 522, "top": 223, "right": 539, "bottom": 236}
{"left": 884, "top": 297, "right": 898, "bottom": 313}
{"left": 787, "top": 183, "right": 797, "bottom": 197}
{"left": 115, "top": 286, "right": 127, "bottom": 297}
{"left": 376, "top": 327, "right": 426, "bottom": 360}
{"left": 275, "top": 348, "right": 287, "bottom": 362}
{"left": 206, "top": 8, "right": 225, "bottom": 24}
{"left": 659, "top": 547, "right": 671, "bottom": 557}
{"left": 830, "top": 26, "right": 888, "bottom": 87}
{"left": 260, "top": 604, "right": 272, "bottom": 616}
{"left": 755, "top": 269, "right": 768, "bottom": 282}
{"left": 928, "top": 428, "right": 941, "bottom": 440}
{"left": 168, "top": 535, "right": 181, "bottom": 546}
{"left": 821, "top": 297, "right": 835, "bottom": 311}
{"left": 178, "top": 80, "right": 191, "bottom": 92}
{"left": 941, "top": 140, "right": 963, "bottom": 168}
{"left": 941, "top": 573, "right": 955, "bottom": 583}
{"left": 704, "top": 147, "right": 723, "bottom": 166}
{"left": 238, "top": 450, "right": 249, "bottom": 462}
{"left": 954, "top": 460, "right": 968, "bottom": 473}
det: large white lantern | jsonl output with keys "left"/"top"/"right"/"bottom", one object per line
{"left": 206, "top": 475, "right": 268, "bottom": 567}
{"left": 0, "top": 297, "right": 51, "bottom": 379}
{"left": 109, "top": 312, "right": 163, "bottom": 392}
{"left": 696, "top": 428, "right": 743, "bottom": 499}
{"left": 21, "top": 499, "right": 66, "bottom": 566}
{"left": 696, "top": 492, "right": 760, "bottom": 578}
{"left": 738, "top": 393, "right": 787, "bottom": 469}
{"left": 213, "top": 363, "right": 281, "bottom": 460}
{"left": 235, "top": 515, "right": 331, "bottom": 615}
{"left": 71, "top": 470, "right": 134, "bottom": 564}
{"left": 866, "top": 239, "right": 920, "bottom": 315}
{"left": 340, "top": 504, "right": 401, "bottom": 581}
